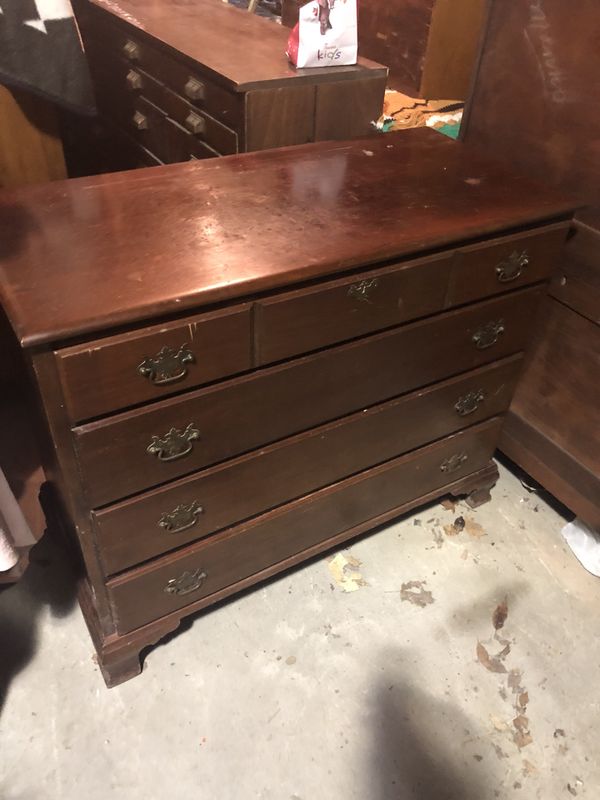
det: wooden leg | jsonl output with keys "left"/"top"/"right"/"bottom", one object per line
{"left": 449, "top": 459, "right": 499, "bottom": 509}
{"left": 464, "top": 486, "right": 493, "bottom": 509}
{"left": 99, "top": 649, "right": 143, "bottom": 688}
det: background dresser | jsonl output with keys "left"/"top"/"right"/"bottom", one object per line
{"left": 462, "top": 0, "right": 600, "bottom": 530}
{"left": 68, "top": 0, "right": 387, "bottom": 173}
{"left": 0, "top": 130, "right": 572, "bottom": 686}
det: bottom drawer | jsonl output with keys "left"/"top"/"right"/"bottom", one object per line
{"left": 108, "top": 417, "right": 502, "bottom": 633}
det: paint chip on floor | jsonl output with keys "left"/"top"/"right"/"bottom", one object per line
{"left": 400, "top": 580, "right": 434, "bottom": 607}
{"left": 327, "top": 552, "right": 368, "bottom": 592}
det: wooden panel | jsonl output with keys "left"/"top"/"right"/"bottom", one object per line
{"left": 462, "top": 0, "right": 600, "bottom": 222}
{"left": 256, "top": 252, "right": 453, "bottom": 363}
{"left": 107, "top": 417, "right": 502, "bottom": 634}
{"left": 420, "top": 0, "right": 487, "bottom": 100}
{"left": 446, "top": 225, "right": 568, "bottom": 307}
{"left": 56, "top": 305, "right": 252, "bottom": 423}
{"left": 245, "top": 86, "right": 315, "bottom": 151}
{"left": 0, "top": 85, "right": 66, "bottom": 189}
{"left": 94, "top": 356, "right": 522, "bottom": 575}
{"left": 74, "top": 286, "right": 542, "bottom": 507}
{"left": 314, "top": 76, "right": 387, "bottom": 140}
{"left": 0, "top": 130, "right": 573, "bottom": 349}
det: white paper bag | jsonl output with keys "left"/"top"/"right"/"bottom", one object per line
{"left": 287, "top": 0, "right": 358, "bottom": 69}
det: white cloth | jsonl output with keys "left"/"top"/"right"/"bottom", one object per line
{"left": 0, "top": 466, "right": 35, "bottom": 571}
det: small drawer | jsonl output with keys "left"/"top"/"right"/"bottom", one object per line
{"left": 107, "top": 417, "right": 502, "bottom": 634}
{"left": 56, "top": 304, "right": 252, "bottom": 423}
{"left": 89, "top": 18, "right": 242, "bottom": 128}
{"left": 162, "top": 117, "right": 220, "bottom": 163}
{"left": 446, "top": 225, "right": 568, "bottom": 306}
{"left": 256, "top": 252, "right": 453, "bottom": 364}
{"left": 94, "top": 356, "right": 522, "bottom": 575}
{"left": 74, "top": 286, "right": 542, "bottom": 507}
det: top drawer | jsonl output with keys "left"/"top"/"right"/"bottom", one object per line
{"left": 56, "top": 304, "right": 252, "bottom": 423}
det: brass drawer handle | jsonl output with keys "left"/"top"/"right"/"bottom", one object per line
{"left": 126, "top": 69, "right": 143, "bottom": 91}
{"left": 164, "top": 568, "right": 207, "bottom": 596}
{"left": 123, "top": 39, "right": 141, "bottom": 61}
{"left": 454, "top": 389, "right": 485, "bottom": 416}
{"left": 348, "top": 278, "right": 379, "bottom": 304}
{"left": 132, "top": 110, "right": 149, "bottom": 131}
{"left": 440, "top": 453, "right": 468, "bottom": 474}
{"left": 184, "top": 77, "right": 205, "bottom": 101}
{"left": 472, "top": 319, "right": 505, "bottom": 350}
{"left": 184, "top": 111, "right": 206, "bottom": 136}
{"left": 158, "top": 500, "right": 204, "bottom": 534}
{"left": 137, "top": 344, "right": 195, "bottom": 385}
{"left": 496, "top": 250, "right": 529, "bottom": 283}
{"left": 147, "top": 423, "right": 200, "bottom": 462}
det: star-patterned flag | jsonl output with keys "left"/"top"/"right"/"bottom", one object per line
{"left": 0, "top": 0, "right": 95, "bottom": 112}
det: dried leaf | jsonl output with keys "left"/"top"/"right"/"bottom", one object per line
{"left": 493, "top": 599, "right": 509, "bottom": 630}
{"left": 522, "top": 759, "right": 538, "bottom": 776}
{"left": 465, "top": 518, "right": 486, "bottom": 538}
{"left": 518, "top": 691, "right": 529, "bottom": 708}
{"left": 476, "top": 642, "right": 507, "bottom": 673}
{"left": 513, "top": 715, "right": 530, "bottom": 733}
{"left": 490, "top": 714, "right": 509, "bottom": 732}
{"left": 400, "top": 580, "right": 434, "bottom": 607}
{"left": 497, "top": 643, "right": 511, "bottom": 660}
{"left": 514, "top": 730, "right": 533, "bottom": 749}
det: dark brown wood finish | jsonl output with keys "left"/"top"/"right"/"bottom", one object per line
{"left": 57, "top": 304, "right": 252, "bottom": 422}
{"left": 75, "top": 286, "right": 542, "bottom": 507}
{"left": 94, "top": 356, "right": 523, "bottom": 575}
{"left": 0, "top": 131, "right": 574, "bottom": 684}
{"left": 108, "top": 418, "right": 502, "bottom": 634}
{"left": 462, "top": 0, "right": 600, "bottom": 529}
{"left": 0, "top": 130, "right": 572, "bottom": 348}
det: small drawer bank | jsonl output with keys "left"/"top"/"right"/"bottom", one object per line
{"left": 0, "top": 130, "right": 573, "bottom": 686}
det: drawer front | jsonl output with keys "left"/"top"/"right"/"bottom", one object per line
{"left": 57, "top": 305, "right": 252, "bottom": 423}
{"left": 107, "top": 417, "right": 502, "bottom": 634}
{"left": 92, "top": 57, "right": 238, "bottom": 156}
{"left": 75, "top": 286, "right": 542, "bottom": 507}
{"left": 256, "top": 253, "right": 453, "bottom": 363}
{"left": 446, "top": 225, "right": 568, "bottom": 306}
{"left": 94, "top": 356, "right": 522, "bottom": 575}
{"left": 85, "top": 16, "right": 242, "bottom": 128}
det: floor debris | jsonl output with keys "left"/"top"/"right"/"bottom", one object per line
{"left": 327, "top": 552, "right": 368, "bottom": 593}
{"left": 476, "top": 642, "right": 509, "bottom": 673}
{"left": 493, "top": 599, "right": 509, "bottom": 630}
{"left": 400, "top": 580, "right": 434, "bottom": 607}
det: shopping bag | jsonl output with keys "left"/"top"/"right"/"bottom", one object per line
{"left": 287, "top": 0, "right": 358, "bottom": 69}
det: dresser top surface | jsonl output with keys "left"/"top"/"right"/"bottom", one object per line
{"left": 0, "top": 129, "right": 573, "bottom": 348}
{"left": 83, "top": 0, "right": 386, "bottom": 90}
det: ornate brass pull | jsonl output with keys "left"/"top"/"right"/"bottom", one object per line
{"left": 348, "top": 278, "right": 379, "bottom": 304}
{"left": 123, "top": 39, "right": 141, "bottom": 61}
{"left": 164, "top": 568, "right": 207, "bottom": 596}
{"left": 132, "top": 111, "right": 149, "bottom": 131}
{"left": 472, "top": 319, "right": 505, "bottom": 350}
{"left": 496, "top": 250, "right": 529, "bottom": 283}
{"left": 184, "top": 77, "right": 205, "bottom": 101}
{"left": 184, "top": 112, "right": 206, "bottom": 136}
{"left": 126, "top": 69, "right": 143, "bottom": 91}
{"left": 440, "top": 453, "right": 468, "bottom": 474}
{"left": 147, "top": 423, "right": 200, "bottom": 462}
{"left": 454, "top": 389, "right": 485, "bottom": 416}
{"left": 137, "top": 344, "right": 195, "bottom": 385}
{"left": 158, "top": 500, "right": 204, "bottom": 534}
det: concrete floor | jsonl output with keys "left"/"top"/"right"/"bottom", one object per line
{"left": 1, "top": 460, "right": 598, "bottom": 800}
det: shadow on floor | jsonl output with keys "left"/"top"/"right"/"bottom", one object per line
{"left": 372, "top": 656, "right": 500, "bottom": 800}
{"left": 0, "top": 531, "right": 77, "bottom": 712}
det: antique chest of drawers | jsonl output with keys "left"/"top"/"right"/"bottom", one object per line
{"left": 0, "top": 130, "right": 572, "bottom": 686}
{"left": 71, "top": 0, "right": 387, "bottom": 171}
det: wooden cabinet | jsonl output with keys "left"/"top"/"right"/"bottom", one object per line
{"left": 0, "top": 129, "right": 573, "bottom": 685}
{"left": 72, "top": 0, "right": 387, "bottom": 171}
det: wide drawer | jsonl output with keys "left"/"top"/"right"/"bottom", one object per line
{"left": 83, "top": 14, "right": 242, "bottom": 129}
{"left": 256, "top": 225, "right": 566, "bottom": 363}
{"left": 74, "top": 286, "right": 542, "bottom": 506}
{"left": 94, "top": 356, "right": 522, "bottom": 574}
{"left": 57, "top": 304, "right": 252, "bottom": 423}
{"left": 107, "top": 417, "right": 502, "bottom": 634}
{"left": 446, "top": 225, "right": 568, "bottom": 306}
{"left": 256, "top": 252, "right": 453, "bottom": 363}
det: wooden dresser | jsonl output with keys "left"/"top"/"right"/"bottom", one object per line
{"left": 0, "top": 130, "right": 573, "bottom": 686}
{"left": 70, "top": 0, "right": 387, "bottom": 171}
{"left": 462, "top": 0, "right": 600, "bottom": 530}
